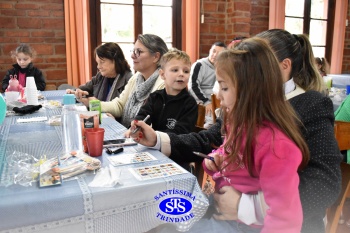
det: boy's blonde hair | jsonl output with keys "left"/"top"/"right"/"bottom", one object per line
{"left": 159, "top": 48, "right": 191, "bottom": 69}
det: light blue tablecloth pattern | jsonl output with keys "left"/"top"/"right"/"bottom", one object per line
{"left": 0, "top": 90, "right": 209, "bottom": 233}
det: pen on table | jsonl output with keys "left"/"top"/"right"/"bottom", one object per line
{"left": 131, "top": 115, "right": 150, "bottom": 134}
{"left": 193, "top": 151, "right": 217, "bottom": 165}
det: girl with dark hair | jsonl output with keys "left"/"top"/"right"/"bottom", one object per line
{"left": 67, "top": 42, "right": 132, "bottom": 102}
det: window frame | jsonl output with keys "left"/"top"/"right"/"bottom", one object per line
{"left": 284, "top": 0, "right": 335, "bottom": 64}
{"left": 89, "top": 0, "right": 182, "bottom": 76}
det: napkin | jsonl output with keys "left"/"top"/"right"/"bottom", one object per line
{"left": 88, "top": 164, "right": 122, "bottom": 187}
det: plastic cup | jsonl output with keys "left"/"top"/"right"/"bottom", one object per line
{"left": 347, "top": 85, "right": 350, "bottom": 95}
{"left": 26, "top": 76, "right": 36, "bottom": 89}
{"left": 85, "top": 128, "right": 105, "bottom": 157}
{"left": 5, "top": 91, "right": 20, "bottom": 103}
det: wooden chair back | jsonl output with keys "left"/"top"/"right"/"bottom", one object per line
{"left": 326, "top": 120, "right": 350, "bottom": 233}
{"left": 211, "top": 94, "right": 221, "bottom": 123}
{"left": 195, "top": 104, "right": 206, "bottom": 132}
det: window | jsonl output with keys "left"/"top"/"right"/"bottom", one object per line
{"left": 284, "top": 0, "right": 334, "bottom": 60}
{"left": 89, "top": 0, "right": 182, "bottom": 74}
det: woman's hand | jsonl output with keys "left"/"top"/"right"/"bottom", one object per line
{"left": 124, "top": 129, "right": 131, "bottom": 138}
{"left": 129, "top": 120, "right": 157, "bottom": 147}
{"left": 213, "top": 186, "right": 242, "bottom": 220}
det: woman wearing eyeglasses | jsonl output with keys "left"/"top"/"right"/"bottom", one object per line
{"left": 86, "top": 34, "right": 168, "bottom": 128}
{"left": 67, "top": 42, "right": 132, "bottom": 102}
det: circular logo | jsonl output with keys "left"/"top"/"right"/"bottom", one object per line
{"left": 159, "top": 197, "right": 192, "bottom": 215}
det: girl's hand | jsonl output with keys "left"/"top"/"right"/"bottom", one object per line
{"left": 204, "top": 152, "right": 223, "bottom": 172}
{"left": 129, "top": 120, "right": 157, "bottom": 147}
{"left": 213, "top": 186, "right": 241, "bottom": 220}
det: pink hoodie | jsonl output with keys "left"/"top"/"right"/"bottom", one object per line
{"left": 203, "top": 122, "right": 303, "bottom": 233}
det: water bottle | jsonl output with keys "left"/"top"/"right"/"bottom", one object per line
{"left": 61, "top": 105, "right": 83, "bottom": 154}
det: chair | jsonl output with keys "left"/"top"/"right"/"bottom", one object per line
{"left": 57, "top": 84, "right": 75, "bottom": 90}
{"left": 326, "top": 121, "right": 350, "bottom": 233}
{"left": 194, "top": 104, "right": 206, "bottom": 132}
{"left": 211, "top": 93, "right": 220, "bottom": 123}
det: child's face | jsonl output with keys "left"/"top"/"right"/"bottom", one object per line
{"left": 209, "top": 45, "right": 226, "bottom": 64}
{"left": 160, "top": 58, "right": 191, "bottom": 96}
{"left": 16, "top": 52, "right": 32, "bottom": 69}
{"left": 95, "top": 55, "right": 116, "bottom": 78}
{"left": 216, "top": 73, "right": 236, "bottom": 112}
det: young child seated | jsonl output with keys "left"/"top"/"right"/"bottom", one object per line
{"left": 125, "top": 48, "right": 197, "bottom": 136}
{"left": 2, "top": 43, "right": 46, "bottom": 92}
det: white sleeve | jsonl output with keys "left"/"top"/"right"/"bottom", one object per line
{"left": 238, "top": 192, "right": 267, "bottom": 225}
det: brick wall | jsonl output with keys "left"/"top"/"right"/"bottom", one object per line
{"left": 199, "top": 0, "right": 269, "bottom": 57}
{"left": 0, "top": 0, "right": 66, "bottom": 91}
{"left": 0, "top": 0, "right": 348, "bottom": 89}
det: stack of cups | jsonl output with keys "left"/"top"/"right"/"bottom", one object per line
{"left": 26, "top": 76, "right": 39, "bottom": 105}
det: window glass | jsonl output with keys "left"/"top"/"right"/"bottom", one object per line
{"left": 285, "top": 17, "right": 304, "bottom": 34}
{"left": 101, "top": 0, "right": 133, "bottom": 3}
{"left": 143, "top": 0, "right": 172, "bottom": 6}
{"left": 285, "top": 0, "right": 304, "bottom": 17}
{"left": 311, "top": 0, "right": 328, "bottom": 19}
{"left": 101, "top": 4, "right": 134, "bottom": 43}
{"left": 312, "top": 46, "right": 325, "bottom": 58}
{"left": 309, "top": 19, "right": 327, "bottom": 46}
{"left": 142, "top": 6, "right": 172, "bottom": 43}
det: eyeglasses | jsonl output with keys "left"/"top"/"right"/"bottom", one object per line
{"left": 130, "top": 48, "right": 146, "bottom": 58}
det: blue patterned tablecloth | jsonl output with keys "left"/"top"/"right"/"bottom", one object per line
{"left": 0, "top": 91, "right": 209, "bottom": 233}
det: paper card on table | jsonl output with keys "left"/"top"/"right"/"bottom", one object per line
{"left": 39, "top": 157, "right": 62, "bottom": 187}
{"left": 129, "top": 163, "right": 188, "bottom": 181}
{"left": 107, "top": 152, "right": 157, "bottom": 166}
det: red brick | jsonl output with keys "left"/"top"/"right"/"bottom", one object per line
{"left": 20, "top": 38, "right": 45, "bottom": 43}
{"left": 52, "top": 11, "right": 64, "bottom": 17}
{"left": 0, "top": 17, "right": 16, "bottom": 28}
{"left": 17, "top": 17, "right": 42, "bottom": 29}
{"left": 41, "top": 4, "right": 63, "bottom": 11}
{"left": 42, "top": 18, "right": 64, "bottom": 29}
{"left": 204, "top": 3, "right": 217, "bottom": 12}
{"left": 28, "top": 11, "right": 50, "bottom": 17}
{"left": 0, "top": 3, "right": 14, "bottom": 9}
{"left": 234, "top": 2, "right": 251, "bottom": 12}
{"left": 15, "top": 3, "right": 40, "bottom": 10}
{"left": 31, "top": 31, "right": 55, "bottom": 37}
{"left": 46, "top": 70, "right": 67, "bottom": 80}
{"left": 0, "top": 9, "right": 26, "bottom": 16}
{"left": 32, "top": 44, "right": 54, "bottom": 55}
{"left": 46, "top": 57, "right": 66, "bottom": 63}
{"left": 55, "top": 44, "right": 66, "bottom": 55}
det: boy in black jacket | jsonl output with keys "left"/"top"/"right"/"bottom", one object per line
{"left": 126, "top": 48, "right": 197, "bottom": 135}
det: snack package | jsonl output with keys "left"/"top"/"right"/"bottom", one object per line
{"left": 39, "top": 151, "right": 101, "bottom": 186}
{"left": 79, "top": 111, "right": 99, "bottom": 152}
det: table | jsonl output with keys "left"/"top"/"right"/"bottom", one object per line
{"left": 0, "top": 91, "right": 209, "bottom": 233}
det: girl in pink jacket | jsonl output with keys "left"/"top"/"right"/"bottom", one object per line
{"left": 202, "top": 38, "right": 310, "bottom": 233}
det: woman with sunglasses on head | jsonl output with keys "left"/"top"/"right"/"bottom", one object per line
{"left": 79, "top": 34, "right": 168, "bottom": 128}
{"left": 67, "top": 42, "right": 132, "bottom": 103}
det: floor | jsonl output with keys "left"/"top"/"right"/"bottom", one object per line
{"left": 335, "top": 199, "right": 350, "bottom": 233}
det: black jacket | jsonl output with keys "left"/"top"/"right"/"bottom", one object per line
{"left": 136, "top": 88, "right": 198, "bottom": 134}
{"left": 2, "top": 63, "right": 46, "bottom": 91}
